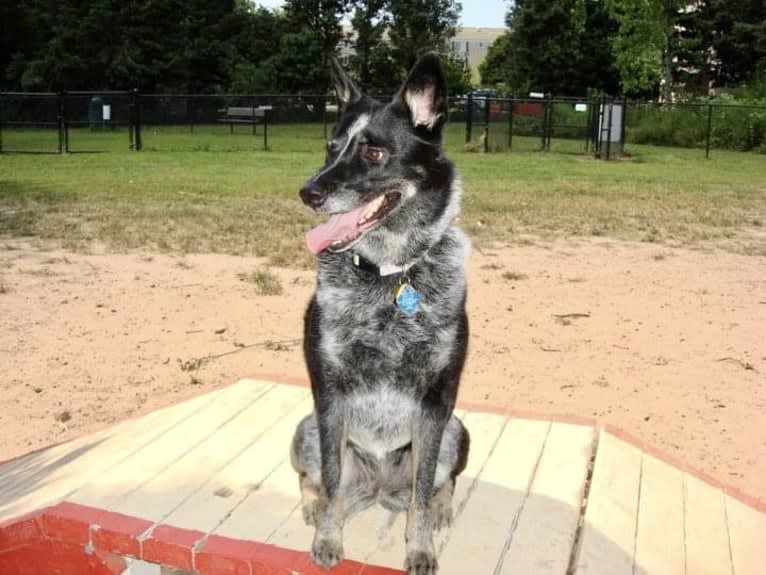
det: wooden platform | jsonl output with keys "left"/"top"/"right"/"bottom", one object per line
{"left": 0, "top": 379, "right": 764, "bottom": 575}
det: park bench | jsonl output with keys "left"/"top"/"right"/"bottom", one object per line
{"left": 217, "top": 105, "right": 272, "bottom": 133}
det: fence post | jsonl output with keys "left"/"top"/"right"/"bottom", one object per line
{"left": 263, "top": 106, "right": 268, "bottom": 151}
{"left": 483, "top": 97, "right": 490, "bottom": 153}
{"left": 322, "top": 95, "right": 328, "bottom": 141}
{"left": 541, "top": 97, "right": 549, "bottom": 151}
{"left": 62, "top": 91, "right": 69, "bottom": 153}
{"left": 252, "top": 95, "right": 257, "bottom": 136}
{"left": 56, "top": 92, "right": 64, "bottom": 153}
{"left": 605, "top": 98, "right": 614, "bottom": 160}
{"left": 189, "top": 97, "right": 195, "bottom": 135}
{"left": 592, "top": 97, "right": 601, "bottom": 157}
{"left": 705, "top": 103, "right": 713, "bottom": 159}
{"left": 465, "top": 92, "right": 473, "bottom": 143}
{"left": 133, "top": 89, "right": 142, "bottom": 151}
{"left": 620, "top": 98, "right": 627, "bottom": 156}
{"left": 128, "top": 91, "right": 135, "bottom": 150}
{"left": 0, "top": 92, "right": 3, "bottom": 153}
{"left": 508, "top": 99, "right": 513, "bottom": 151}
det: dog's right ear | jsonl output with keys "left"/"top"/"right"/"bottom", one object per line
{"left": 394, "top": 53, "right": 448, "bottom": 137}
{"left": 331, "top": 57, "right": 362, "bottom": 109}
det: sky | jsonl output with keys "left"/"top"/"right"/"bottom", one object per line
{"left": 252, "top": 1, "right": 508, "bottom": 28}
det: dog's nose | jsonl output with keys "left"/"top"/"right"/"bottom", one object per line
{"left": 300, "top": 183, "right": 327, "bottom": 208}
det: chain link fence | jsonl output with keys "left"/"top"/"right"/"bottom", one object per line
{"left": 1, "top": 91, "right": 764, "bottom": 158}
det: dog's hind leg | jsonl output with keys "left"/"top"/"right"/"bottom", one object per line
{"left": 290, "top": 408, "right": 348, "bottom": 570}
{"left": 404, "top": 399, "right": 459, "bottom": 575}
{"left": 290, "top": 413, "right": 322, "bottom": 526}
{"left": 379, "top": 414, "right": 469, "bottom": 530}
{"left": 431, "top": 415, "right": 469, "bottom": 531}
{"left": 292, "top": 413, "right": 378, "bottom": 526}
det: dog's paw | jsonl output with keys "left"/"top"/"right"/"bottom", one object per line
{"left": 312, "top": 536, "right": 344, "bottom": 569}
{"left": 302, "top": 500, "right": 319, "bottom": 526}
{"left": 405, "top": 550, "right": 438, "bottom": 575}
{"left": 431, "top": 501, "right": 453, "bottom": 531}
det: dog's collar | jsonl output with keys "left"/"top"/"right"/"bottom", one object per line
{"left": 351, "top": 252, "right": 416, "bottom": 277}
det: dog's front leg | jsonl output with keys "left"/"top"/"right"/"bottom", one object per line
{"left": 312, "top": 398, "right": 347, "bottom": 569}
{"left": 406, "top": 395, "right": 451, "bottom": 575}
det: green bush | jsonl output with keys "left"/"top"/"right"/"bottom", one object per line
{"left": 709, "top": 94, "right": 766, "bottom": 152}
{"left": 626, "top": 94, "right": 766, "bottom": 152}
{"left": 626, "top": 104, "right": 707, "bottom": 148}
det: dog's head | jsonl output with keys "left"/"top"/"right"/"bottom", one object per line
{"left": 301, "top": 54, "right": 460, "bottom": 265}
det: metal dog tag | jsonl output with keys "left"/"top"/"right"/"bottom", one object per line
{"left": 394, "top": 282, "right": 421, "bottom": 316}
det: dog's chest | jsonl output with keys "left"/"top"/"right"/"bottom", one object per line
{"left": 345, "top": 386, "right": 417, "bottom": 458}
{"left": 316, "top": 278, "right": 452, "bottom": 374}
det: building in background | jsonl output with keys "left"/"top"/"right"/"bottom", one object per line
{"left": 449, "top": 27, "right": 505, "bottom": 81}
{"left": 338, "top": 26, "right": 506, "bottom": 85}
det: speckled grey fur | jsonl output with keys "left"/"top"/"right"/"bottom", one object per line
{"left": 290, "top": 54, "right": 470, "bottom": 575}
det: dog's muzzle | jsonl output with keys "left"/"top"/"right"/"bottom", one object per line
{"left": 300, "top": 182, "right": 327, "bottom": 209}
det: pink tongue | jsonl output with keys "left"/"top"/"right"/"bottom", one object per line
{"left": 305, "top": 203, "right": 370, "bottom": 254}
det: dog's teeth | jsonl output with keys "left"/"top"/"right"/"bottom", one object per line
{"left": 358, "top": 196, "right": 386, "bottom": 225}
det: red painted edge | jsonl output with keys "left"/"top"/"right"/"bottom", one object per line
{"left": 142, "top": 524, "right": 205, "bottom": 570}
{"left": 1, "top": 375, "right": 763, "bottom": 530}
{"left": 0, "top": 501, "right": 404, "bottom": 575}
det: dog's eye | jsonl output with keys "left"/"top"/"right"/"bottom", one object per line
{"left": 362, "top": 146, "right": 385, "bottom": 163}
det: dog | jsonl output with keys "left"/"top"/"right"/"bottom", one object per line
{"left": 290, "top": 53, "right": 470, "bottom": 575}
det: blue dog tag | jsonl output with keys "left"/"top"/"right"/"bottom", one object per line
{"left": 395, "top": 283, "right": 421, "bottom": 316}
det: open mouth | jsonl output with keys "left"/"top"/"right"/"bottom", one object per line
{"left": 305, "top": 191, "right": 402, "bottom": 255}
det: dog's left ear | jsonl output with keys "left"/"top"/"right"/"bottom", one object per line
{"left": 331, "top": 56, "right": 362, "bottom": 109}
{"left": 395, "top": 53, "right": 448, "bottom": 136}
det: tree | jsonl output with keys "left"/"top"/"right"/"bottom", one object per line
{"left": 443, "top": 55, "right": 472, "bottom": 95}
{"left": 501, "top": 0, "right": 620, "bottom": 96}
{"left": 221, "top": 6, "right": 287, "bottom": 93}
{"left": 604, "top": 0, "right": 675, "bottom": 98}
{"left": 479, "top": 33, "right": 511, "bottom": 88}
{"left": 348, "top": 0, "right": 399, "bottom": 94}
{"left": 504, "top": 0, "right": 585, "bottom": 95}
{"left": 1, "top": 0, "right": 49, "bottom": 90}
{"left": 578, "top": 0, "right": 621, "bottom": 96}
{"left": 387, "top": 0, "right": 461, "bottom": 73}
{"left": 704, "top": 0, "right": 766, "bottom": 88}
{"left": 281, "top": 0, "right": 350, "bottom": 93}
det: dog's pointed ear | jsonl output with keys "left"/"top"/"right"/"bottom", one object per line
{"left": 395, "top": 53, "right": 448, "bottom": 135}
{"left": 331, "top": 56, "right": 362, "bottom": 108}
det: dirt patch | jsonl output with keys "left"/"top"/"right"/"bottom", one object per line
{"left": 0, "top": 238, "right": 763, "bottom": 503}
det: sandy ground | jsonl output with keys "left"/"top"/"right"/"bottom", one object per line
{"left": 0, "top": 238, "right": 764, "bottom": 503}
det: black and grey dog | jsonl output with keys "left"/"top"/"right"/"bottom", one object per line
{"left": 290, "top": 53, "right": 470, "bottom": 575}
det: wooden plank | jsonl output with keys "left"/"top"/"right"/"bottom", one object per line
{"left": 0, "top": 385, "right": 226, "bottom": 495}
{"left": 0, "top": 384, "right": 233, "bottom": 522}
{"left": 159, "top": 395, "right": 312, "bottom": 533}
{"left": 573, "top": 430, "right": 642, "bottom": 575}
{"left": 108, "top": 384, "right": 308, "bottom": 523}
{"left": 215, "top": 457, "right": 301, "bottom": 543}
{"left": 446, "top": 411, "right": 507, "bottom": 525}
{"left": 330, "top": 409, "right": 473, "bottom": 567}
{"left": 499, "top": 422, "right": 594, "bottom": 575}
{"left": 343, "top": 410, "right": 507, "bottom": 569}
{"left": 437, "top": 418, "right": 551, "bottom": 575}
{"left": 69, "top": 381, "right": 273, "bottom": 511}
{"left": 634, "top": 452, "right": 685, "bottom": 575}
{"left": 726, "top": 494, "right": 766, "bottom": 575}
{"left": 684, "top": 473, "right": 732, "bottom": 575}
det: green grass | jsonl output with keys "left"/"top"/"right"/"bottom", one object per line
{"left": 237, "top": 268, "right": 284, "bottom": 295}
{"left": 1, "top": 123, "right": 765, "bottom": 266}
